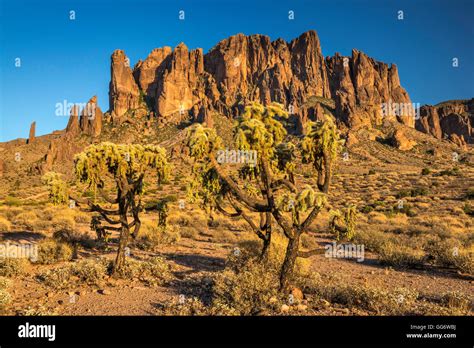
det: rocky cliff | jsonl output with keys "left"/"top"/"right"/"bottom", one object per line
{"left": 416, "top": 99, "right": 473, "bottom": 146}
{"left": 109, "top": 30, "right": 415, "bottom": 131}
{"left": 32, "top": 30, "right": 471, "bottom": 174}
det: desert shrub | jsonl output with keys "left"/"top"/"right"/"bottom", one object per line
{"left": 0, "top": 217, "right": 11, "bottom": 232}
{"left": 396, "top": 189, "right": 411, "bottom": 199}
{"left": 0, "top": 277, "right": 11, "bottom": 289}
{"left": 209, "top": 229, "right": 238, "bottom": 244}
{"left": 368, "top": 169, "right": 376, "bottom": 175}
{"left": 353, "top": 229, "right": 393, "bottom": 253}
{"left": 0, "top": 257, "right": 27, "bottom": 277}
{"left": 16, "top": 305, "right": 57, "bottom": 316}
{"left": 135, "top": 222, "right": 180, "bottom": 250}
{"left": 440, "top": 291, "right": 472, "bottom": 314}
{"left": 36, "top": 266, "right": 72, "bottom": 289}
{"left": 4, "top": 196, "right": 22, "bottom": 206}
{"left": 1, "top": 207, "right": 23, "bottom": 221}
{"left": 71, "top": 259, "right": 108, "bottom": 285}
{"left": 160, "top": 295, "right": 235, "bottom": 316}
{"left": 35, "top": 239, "right": 73, "bottom": 264}
{"left": 360, "top": 205, "right": 374, "bottom": 214}
{"left": 421, "top": 167, "right": 431, "bottom": 175}
{"left": 37, "top": 206, "right": 55, "bottom": 221}
{"left": 463, "top": 203, "right": 473, "bottom": 217}
{"left": 466, "top": 188, "right": 474, "bottom": 200}
{"left": 306, "top": 281, "right": 419, "bottom": 315}
{"left": 180, "top": 226, "right": 199, "bottom": 239}
{"left": 37, "top": 258, "right": 109, "bottom": 289}
{"left": 438, "top": 167, "right": 460, "bottom": 176}
{"left": 300, "top": 233, "right": 318, "bottom": 250}
{"left": 12, "top": 211, "right": 38, "bottom": 230}
{"left": 367, "top": 212, "right": 388, "bottom": 224}
{"left": 425, "top": 239, "right": 474, "bottom": 275}
{"left": 210, "top": 234, "right": 311, "bottom": 315}
{"left": 212, "top": 259, "right": 279, "bottom": 315}
{"left": 411, "top": 187, "right": 429, "bottom": 197}
{"left": 378, "top": 242, "right": 425, "bottom": 268}
{"left": 0, "top": 277, "right": 12, "bottom": 311}
{"left": 392, "top": 204, "right": 417, "bottom": 217}
{"left": 119, "top": 257, "right": 172, "bottom": 286}
{"left": 51, "top": 215, "right": 76, "bottom": 231}
{"left": 53, "top": 228, "right": 92, "bottom": 247}
{"left": 396, "top": 187, "right": 428, "bottom": 199}
{"left": 169, "top": 210, "right": 207, "bottom": 229}
{"left": 73, "top": 211, "right": 90, "bottom": 224}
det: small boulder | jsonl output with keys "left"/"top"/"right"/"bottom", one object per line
{"left": 390, "top": 129, "right": 416, "bottom": 151}
{"left": 290, "top": 287, "right": 304, "bottom": 302}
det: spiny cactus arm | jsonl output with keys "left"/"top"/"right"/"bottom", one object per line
{"left": 91, "top": 208, "right": 121, "bottom": 225}
{"left": 102, "top": 225, "right": 122, "bottom": 232}
{"left": 226, "top": 195, "right": 267, "bottom": 241}
{"left": 271, "top": 179, "right": 297, "bottom": 193}
{"left": 129, "top": 199, "right": 141, "bottom": 239}
{"left": 300, "top": 204, "right": 324, "bottom": 232}
{"left": 68, "top": 193, "right": 88, "bottom": 206}
{"left": 272, "top": 208, "right": 295, "bottom": 239}
{"left": 260, "top": 157, "right": 274, "bottom": 195}
{"left": 329, "top": 212, "right": 346, "bottom": 235}
{"left": 69, "top": 193, "right": 122, "bottom": 224}
{"left": 215, "top": 199, "right": 241, "bottom": 218}
{"left": 259, "top": 212, "right": 268, "bottom": 230}
{"left": 97, "top": 187, "right": 118, "bottom": 204}
{"left": 209, "top": 154, "right": 269, "bottom": 212}
{"left": 317, "top": 152, "right": 332, "bottom": 193}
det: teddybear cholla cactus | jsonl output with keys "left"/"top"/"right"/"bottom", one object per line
{"left": 186, "top": 102, "right": 344, "bottom": 291}
{"left": 330, "top": 205, "right": 358, "bottom": 241}
{"left": 41, "top": 172, "right": 68, "bottom": 205}
{"left": 73, "top": 142, "right": 170, "bottom": 273}
{"left": 186, "top": 103, "right": 294, "bottom": 259}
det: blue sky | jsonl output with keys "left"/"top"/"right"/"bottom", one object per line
{"left": 0, "top": 0, "right": 473, "bottom": 141}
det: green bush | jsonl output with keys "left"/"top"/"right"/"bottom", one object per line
{"left": 421, "top": 167, "right": 431, "bottom": 175}
{"left": 4, "top": 196, "right": 22, "bottom": 207}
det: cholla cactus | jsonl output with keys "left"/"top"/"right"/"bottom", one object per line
{"left": 186, "top": 102, "right": 343, "bottom": 291}
{"left": 73, "top": 142, "right": 170, "bottom": 273}
{"left": 156, "top": 199, "right": 169, "bottom": 230}
{"left": 330, "top": 205, "right": 358, "bottom": 241}
{"left": 186, "top": 102, "right": 289, "bottom": 258}
{"left": 41, "top": 172, "right": 68, "bottom": 205}
{"left": 302, "top": 116, "right": 344, "bottom": 193}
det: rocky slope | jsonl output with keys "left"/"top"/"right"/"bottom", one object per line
{"left": 120, "top": 30, "right": 415, "bottom": 130}
{"left": 416, "top": 99, "right": 473, "bottom": 148}
{"left": 2, "top": 30, "right": 472, "bottom": 178}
